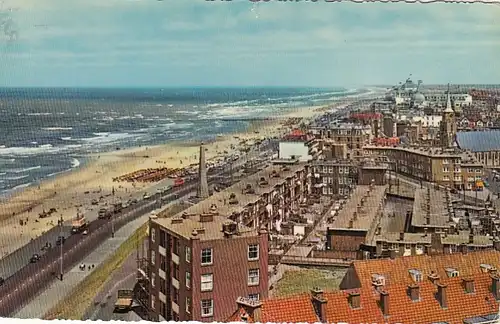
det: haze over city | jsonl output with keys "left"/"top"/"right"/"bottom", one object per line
{"left": 1, "top": 0, "right": 499, "bottom": 87}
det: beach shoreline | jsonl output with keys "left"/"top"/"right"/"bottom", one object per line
{"left": 0, "top": 101, "right": 349, "bottom": 258}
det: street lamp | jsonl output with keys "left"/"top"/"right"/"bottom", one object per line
{"left": 59, "top": 215, "right": 64, "bottom": 281}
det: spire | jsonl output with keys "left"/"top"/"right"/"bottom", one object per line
{"left": 444, "top": 83, "right": 454, "bottom": 113}
{"left": 197, "top": 142, "right": 209, "bottom": 199}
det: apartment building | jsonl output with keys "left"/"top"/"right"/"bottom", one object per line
{"left": 310, "top": 159, "right": 388, "bottom": 197}
{"left": 363, "top": 145, "right": 484, "bottom": 189}
{"left": 148, "top": 214, "right": 268, "bottom": 322}
{"left": 309, "top": 123, "right": 372, "bottom": 158}
{"left": 325, "top": 184, "right": 388, "bottom": 259}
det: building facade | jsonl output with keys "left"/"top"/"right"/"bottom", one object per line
{"left": 148, "top": 215, "right": 269, "bottom": 322}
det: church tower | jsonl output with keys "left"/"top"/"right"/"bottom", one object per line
{"left": 439, "top": 84, "right": 457, "bottom": 148}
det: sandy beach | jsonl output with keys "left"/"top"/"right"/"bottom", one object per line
{"left": 0, "top": 102, "right": 348, "bottom": 258}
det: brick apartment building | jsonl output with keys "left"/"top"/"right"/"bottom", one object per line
{"left": 363, "top": 145, "right": 484, "bottom": 189}
{"left": 310, "top": 123, "right": 372, "bottom": 158}
{"left": 148, "top": 214, "right": 268, "bottom": 322}
{"left": 229, "top": 250, "right": 500, "bottom": 323}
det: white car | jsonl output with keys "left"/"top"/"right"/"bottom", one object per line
{"left": 83, "top": 230, "right": 88, "bottom": 235}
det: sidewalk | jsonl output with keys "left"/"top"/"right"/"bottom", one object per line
{"left": 14, "top": 212, "right": 153, "bottom": 319}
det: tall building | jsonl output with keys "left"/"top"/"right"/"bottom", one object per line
{"left": 197, "top": 143, "right": 209, "bottom": 199}
{"left": 148, "top": 213, "right": 268, "bottom": 322}
{"left": 439, "top": 84, "right": 458, "bottom": 148}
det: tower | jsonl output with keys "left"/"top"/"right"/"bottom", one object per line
{"left": 197, "top": 142, "right": 209, "bottom": 199}
{"left": 439, "top": 84, "right": 457, "bottom": 148}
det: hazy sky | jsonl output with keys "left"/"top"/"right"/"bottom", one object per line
{"left": 0, "top": 0, "right": 499, "bottom": 87}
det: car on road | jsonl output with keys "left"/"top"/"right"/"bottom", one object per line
{"left": 83, "top": 229, "right": 89, "bottom": 235}
{"left": 56, "top": 236, "right": 66, "bottom": 246}
{"left": 143, "top": 193, "right": 151, "bottom": 200}
{"left": 30, "top": 254, "right": 41, "bottom": 263}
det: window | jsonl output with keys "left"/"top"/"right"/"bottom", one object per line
{"left": 151, "top": 295, "right": 156, "bottom": 310}
{"left": 339, "top": 177, "right": 344, "bottom": 184}
{"left": 151, "top": 272, "right": 156, "bottom": 288}
{"left": 173, "top": 288, "right": 179, "bottom": 304}
{"left": 186, "top": 297, "right": 191, "bottom": 314}
{"left": 443, "top": 167, "right": 449, "bottom": 173}
{"left": 160, "top": 254, "right": 166, "bottom": 271}
{"left": 185, "top": 246, "right": 191, "bottom": 263}
{"left": 151, "top": 250, "right": 156, "bottom": 265}
{"left": 173, "top": 237, "right": 180, "bottom": 255}
{"left": 151, "top": 227, "right": 156, "bottom": 242}
{"left": 248, "top": 269, "right": 260, "bottom": 286}
{"left": 173, "top": 264, "right": 179, "bottom": 280}
{"left": 249, "top": 293, "right": 260, "bottom": 301}
{"left": 201, "top": 248, "right": 213, "bottom": 265}
{"left": 186, "top": 271, "right": 191, "bottom": 289}
{"left": 159, "top": 229, "right": 166, "bottom": 248}
{"left": 248, "top": 244, "right": 259, "bottom": 261}
{"left": 201, "top": 273, "right": 213, "bottom": 292}
{"left": 201, "top": 299, "right": 213, "bottom": 317}
{"left": 159, "top": 277, "right": 166, "bottom": 294}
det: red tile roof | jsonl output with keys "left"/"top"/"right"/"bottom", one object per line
{"left": 229, "top": 273, "right": 500, "bottom": 323}
{"left": 352, "top": 250, "right": 500, "bottom": 288}
{"left": 229, "top": 251, "right": 500, "bottom": 323}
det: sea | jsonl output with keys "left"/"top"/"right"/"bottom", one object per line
{"left": 0, "top": 87, "right": 376, "bottom": 197}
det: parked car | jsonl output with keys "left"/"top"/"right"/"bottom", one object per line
{"left": 30, "top": 254, "right": 41, "bottom": 263}
{"left": 56, "top": 236, "right": 66, "bottom": 246}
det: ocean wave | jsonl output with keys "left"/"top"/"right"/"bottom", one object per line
{"left": 71, "top": 158, "right": 80, "bottom": 168}
{"left": 93, "top": 132, "right": 110, "bottom": 136}
{"left": 0, "top": 172, "right": 5, "bottom": 176}
{"left": 0, "top": 145, "right": 59, "bottom": 156}
{"left": 3, "top": 175, "right": 29, "bottom": 180}
{"left": 26, "top": 112, "right": 52, "bottom": 116}
{"left": 61, "top": 137, "right": 73, "bottom": 141}
{"left": 42, "top": 127, "right": 73, "bottom": 131}
{"left": 9, "top": 165, "right": 42, "bottom": 173}
{"left": 12, "top": 182, "right": 32, "bottom": 190}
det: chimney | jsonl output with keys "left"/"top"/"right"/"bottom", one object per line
{"left": 353, "top": 212, "right": 358, "bottom": 221}
{"left": 389, "top": 249, "right": 397, "bottom": 259}
{"left": 462, "top": 278, "right": 475, "bottom": 294}
{"left": 491, "top": 275, "right": 500, "bottom": 300}
{"left": 197, "top": 143, "right": 209, "bottom": 199}
{"left": 408, "top": 284, "right": 420, "bottom": 301}
{"left": 199, "top": 213, "right": 214, "bottom": 223}
{"left": 494, "top": 239, "right": 500, "bottom": 251}
{"left": 236, "top": 297, "right": 262, "bottom": 322}
{"left": 379, "top": 290, "right": 389, "bottom": 317}
{"left": 460, "top": 243, "right": 468, "bottom": 254}
{"left": 348, "top": 290, "right": 361, "bottom": 309}
{"left": 399, "top": 232, "right": 404, "bottom": 241}
{"left": 468, "top": 233, "right": 474, "bottom": 244}
{"left": 348, "top": 219, "right": 354, "bottom": 228}
{"left": 426, "top": 217, "right": 431, "bottom": 225}
{"left": 311, "top": 288, "right": 328, "bottom": 323}
{"left": 437, "top": 283, "right": 448, "bottom": 309}
{"left": 428, "top": 271, "right": 440, "bottom": 284}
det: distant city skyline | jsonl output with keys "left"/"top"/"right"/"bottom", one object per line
{"left": 0, "top": 0, "right": 499, "bottom": 87}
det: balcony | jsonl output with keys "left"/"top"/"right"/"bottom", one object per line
{"left": 159, "top": 292, "right": 166, "bottom": 303}
{"left": 172, "top": 301, "right": 179, "bottom": 314}
{"left": 159, "top": 246, "right": 166, "bottom": 257}
{"left": 172, "top": 277, "right": 180, "bottom": 289}
{"left": 172, "top": 253, "right": 180, "bottom": 265}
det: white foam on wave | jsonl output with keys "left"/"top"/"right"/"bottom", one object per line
{"left": 12, "top": 182, "right": 32, "bottom": 190}
{"left": 61, "top": 137, "right": 72, "bottom": 141}
{"left": 71, "top": 158, "right": 80, "bottom": 168}
{"left": 4, "top": 175, "right": 29, "bottom": 180}
{"left": 0, "top": 145, "right": 60, "bottom": 156}
{"left": 82, "top": 132, "right": 136, "bottom": 144}
{"left": 9, "top": 165, "right": 41, "bottom": 173}
{"left": 42, "top": 127, "right": 73, "bottom": 131}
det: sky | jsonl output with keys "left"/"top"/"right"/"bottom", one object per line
{"left": 0, "top": 0, "right": 499, "bottom": 87}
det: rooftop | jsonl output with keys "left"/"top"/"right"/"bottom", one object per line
{"left": 411, "top": 188, "right": 452, "bottom": 228}
{"left": 157, "top": 162, "right": 307, "bottom": 221}
{"left": 229, "top": 269, "right": 500, "bottom": 323}
{"left": 457, "top": 130, "right": 500, "bottom": 152}
{"left": 364, "top": 145, "right": 482, "bottom": 164}
{"left": 352, "top": 249, "right": 500, "bottom": 288}
{"left": 374, "top": 231, "right": 493, "bottom": 246}
{"left": 329, "top": 184, "right": 388, "bottom": 231}
{"left": 152, "top": 214, "right": 258, "bottom": 241}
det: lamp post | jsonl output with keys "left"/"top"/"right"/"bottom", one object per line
{"left": 59, "top": 215, "right": 64, "bottom": 281}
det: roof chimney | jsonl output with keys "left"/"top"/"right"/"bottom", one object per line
{"left": 491, "top": 275, "right": 500, "bottom": 300}
{"left": 389, "top": 249, "right": 397, "bottom": 260}
{"left": 437, "top": 283, "right": 448, "bottom": 309}
{"left": 199, "top": 213, "right": 214, "bottom": 223}
{"left": 348, "top": 219, "right": 354, "bottom": 228}
{"left": 379, "top": 290, "right": 389, "bottom": 317}
{"left": 408, "top": 284, "right": 420, "bottom": 302}
{"left": 426, "top": 216, "right": 431, "bottom": 225}
{"left": 460, "top": 243, "right": 468, "bottom": 254}
{"left": 428, "top": 271, "right": 440, "bottom": 284}
{"left": 468, "top": 233, "right": 474, "bottom": 244}
{"left": 494, "top": 239, "right": 500, "bottom": 251}
{"left": 311, "top": 288, "right": 328, "bottom": 323}
{"left": 462, "top": 278, "right": 475, "bottom": 294}
{"left": 348, "top": 290, "right": 361, "bottom": 309}
{"left": 399, "top": 232, "right": 404, "bottom": 241}
{"left": 236, "top": 297, "right": 262, "bottom": 322}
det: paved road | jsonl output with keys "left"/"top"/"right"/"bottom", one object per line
{"left": 0, "top": 141, "right": 274, "bottom": 317}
